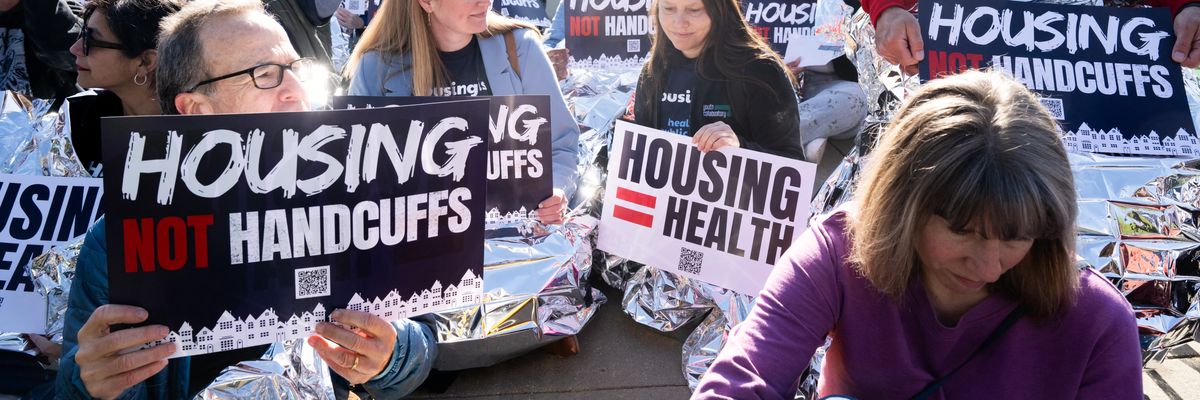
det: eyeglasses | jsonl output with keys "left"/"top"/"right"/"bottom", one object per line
{"left": 78, "top": 27, "right": 124, "bottom": 56}
{"left": 184, "top": 58, "right": 316, "bottom": 93}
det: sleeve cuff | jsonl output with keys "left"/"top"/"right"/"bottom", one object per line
{"left": 866, "top": 0, "right": 915, "bottom": 26}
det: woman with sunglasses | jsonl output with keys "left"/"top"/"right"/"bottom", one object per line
{"left": 345, "top": 0, "right": 580, "bottom": 225}
{"left": 65, "top": 0, "right": 183, "bottom": 177}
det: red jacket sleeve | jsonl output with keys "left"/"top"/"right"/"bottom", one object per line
{"left": 860, "top": 0, "right": 915, "bottom": 26}
{"left": 862, "top": 0, "right": 1198, "bottom": 27}
{"left": 1149, "top": 0, "right": 1200, "bottom": 16}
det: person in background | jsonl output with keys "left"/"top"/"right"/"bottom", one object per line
{"left": 776, "top": 0, "right": 868, "bottom": 161}
{"left": 334, "top": 0, "right": 382, "bottom": 51}
{"left": 865, "top": 0, "right": 1200, "bottom": 74}
{"left": 346, "top": 0, "right": 581, "bottom": 225}
{"left": 541, "top": 1, "right": 569, "bottom": 80}
{"left": 693, "top": 70, "right": 1141, "bottom": 399}
{"left": 0, "top": 0, "right": 82, "bottom": 104}
{"left": 57, "top": 1, "right": 437, "bottom": 398}
{"left": 632, "top": 0, "right": 804, "bottom": 160}
{"left": 64, "top": 0, "right": 184, "bottom": 178}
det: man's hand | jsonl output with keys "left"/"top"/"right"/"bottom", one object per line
{"left": 875, "top": 7, "right": 924, "bottom": 75}
{"left": 1173, "top": 6, "right": 1200, "bottom": 68}
{"left": 693, "top": 121, "right": 741, "bottom": 153}
{"left": 536, "top": 188, "right": 568, "bottom": 225}
{"left": 336, "top": 7, "right": 365, "bottom": 30}
{"left": 308, "top": 309, "right": 397, "bottom": 385}
{"left": 75, "top": 305, "right": 174, "bottom": 400}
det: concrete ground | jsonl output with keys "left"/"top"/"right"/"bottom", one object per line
{"left": 409, "top": 140, "right": 1200, "bottom": 399}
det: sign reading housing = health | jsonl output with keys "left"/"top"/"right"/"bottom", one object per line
{"left": 0, "top": 174, "right": 103, "bottom": 333}
{"left": 597, "top": 121, "right": 817, "bottom": 295}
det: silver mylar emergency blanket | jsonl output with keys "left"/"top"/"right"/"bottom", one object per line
{"left": 0, "top": 91, "right": 88, "bottom": 361}
{"left": 195, "top": 340, "right": 335, "bottom": 400}
{"left": 671, "top": 0, "right": 1200, "bottom": 395}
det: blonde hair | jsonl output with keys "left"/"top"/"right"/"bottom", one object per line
{"left": 849, "top": 69, "right": 1079, "bottom": 320}
{"left": 345, "top": 1, "right": 537, "bottom": 95}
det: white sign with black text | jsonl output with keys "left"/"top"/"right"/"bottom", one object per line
{"left": 597, "top": 121, "right": 817, "bottom": 295}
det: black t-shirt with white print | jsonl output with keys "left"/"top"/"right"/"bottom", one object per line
{"left": 434, "top": 36, "right": 493, "bottom": 97}
{"left": 658, "top": 60, "right": 696, "bottom": 136}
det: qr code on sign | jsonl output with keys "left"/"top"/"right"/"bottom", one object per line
{"left": 678, "top": 248, "right": 703, "bottom": 275}
{"left": 627, "top": 39, "right": 641, "bottom": 53}
{"left": 295, "top": 265, "right": 330, "bottom": 299}
{"left": 1040, "top": 98, "right": 1065, "bottom": 120}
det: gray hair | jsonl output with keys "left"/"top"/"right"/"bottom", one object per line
{"left": 156, "top": 0, "right": 269, "bottom": 114}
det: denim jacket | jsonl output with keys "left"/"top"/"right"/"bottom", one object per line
{"left": 347, "top": 28, "right": 581, "bottom": 198}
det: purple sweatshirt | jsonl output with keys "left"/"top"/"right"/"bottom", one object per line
{"left": 694, "top": 211, "right": 1142, "bottom": 399}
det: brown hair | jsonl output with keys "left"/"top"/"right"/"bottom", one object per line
{"left": 345, "top": 1, "right": 536, "bottom": 95}
{"left": 849, "top": 69, "right": 1079, "bottom": 320}
{"left": 643, "top": 0, "right": 794, "bottom": 97}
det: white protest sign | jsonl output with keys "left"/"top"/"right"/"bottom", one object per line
{"left": 0, "top": 173, "right": 104, "bottom": 333}
{"left": 783, "top": 34, "right": 840, "bottom": 67}
{"left": 598, "top": 121, "right": 817, "bottom": 295}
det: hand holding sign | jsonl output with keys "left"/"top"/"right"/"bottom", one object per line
{"left": 536, "top": 188, "right": 568, "bottom": 224}
{"left": 1174, "top": 6, "right": 1200, "bottom": 68}
{"left": 308, "top": 309, "right": 397, "bottom": 385}
{"left": 875, "top": 7, "right": 924, "bottom": 76}
{"left": 693, "top": 121, "right": 741, "bottom": 153}
{"left": 336, "top": 7, "right": 365, "bottom": 29}
{"left": 75, "top": 305, "right": 174, "bottom": 400}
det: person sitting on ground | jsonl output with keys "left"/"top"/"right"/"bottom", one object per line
{"left": 65, "top": 0, "right": 184, "bottom": 178}
{"left": 631, "top": 0, "right": 805, "bottom": 160}
{"left": 693, "top": 69, "right": 1141, "bottom": 399}
{"left": 57, "top": 1, "right": 436, "bottom": 399}
{"left": 865, "top": 0, "right": 1200, "bottom": 74}
{"left": 345, "top": 0, "right": 581, "bottom": 225}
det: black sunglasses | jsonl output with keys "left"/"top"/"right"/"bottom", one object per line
{"left": 184, "top": 58, "right": 315, "bottom": 93}
{"left": 78, "top": 26, "right": 124, "bottom": 56}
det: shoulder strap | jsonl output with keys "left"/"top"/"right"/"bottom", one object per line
{"left": 909, "top": 307, "right": 1026, "bottom": 400}
{"left": 503, "top": 31, "right": 522, "bottom": 80}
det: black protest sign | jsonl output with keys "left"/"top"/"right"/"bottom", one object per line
{"left": 918, "top": 0, "right": 1197, "bottom": 157}
{"left": 0, "top": 174, "right": 103, "bottom": 333}
{"left": 332, "top": 96, "right": 553, "bottom": 228}
{"left": 101, "top": 101, "right": 488, "bottom": 357}
{"left": 564, "top": 0, "right": 652, "bottom": 68}
{"left": 493, "top": 0, "right": 552, "bottom": 27}
{"left": 741, "top": 0, "right": 818, "bottom": 55}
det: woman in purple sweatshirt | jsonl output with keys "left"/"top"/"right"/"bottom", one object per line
{"left": 694, "top": 69, "right": 1142, "bottom": 400}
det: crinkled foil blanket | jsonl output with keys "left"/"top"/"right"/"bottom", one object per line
{"left": 0, "top": 91, "right": 89, "bottom": 369}
{"left": 593, "top": 1, "right": 1200, "bottom": 397}
{"left": 0, "top": 74, "right": 612, "bottom": 394}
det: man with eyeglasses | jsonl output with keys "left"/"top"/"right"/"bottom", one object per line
{"left": 56, "top": 1, "right": 437, "bottom": 399}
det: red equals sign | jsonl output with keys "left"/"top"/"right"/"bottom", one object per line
{"left": 613, "top": 186, "right": 656, "bottom": 228}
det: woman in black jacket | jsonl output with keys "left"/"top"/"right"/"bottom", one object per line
{"left": 633, "top": 0, "right": 804, "bottom": 160}
{"left": 65, "top": 0, "right": 182, "bottom": 177}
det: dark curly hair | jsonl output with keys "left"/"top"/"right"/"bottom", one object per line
{"left": 81, "top": 0, "right": 184, "bottom": 59}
